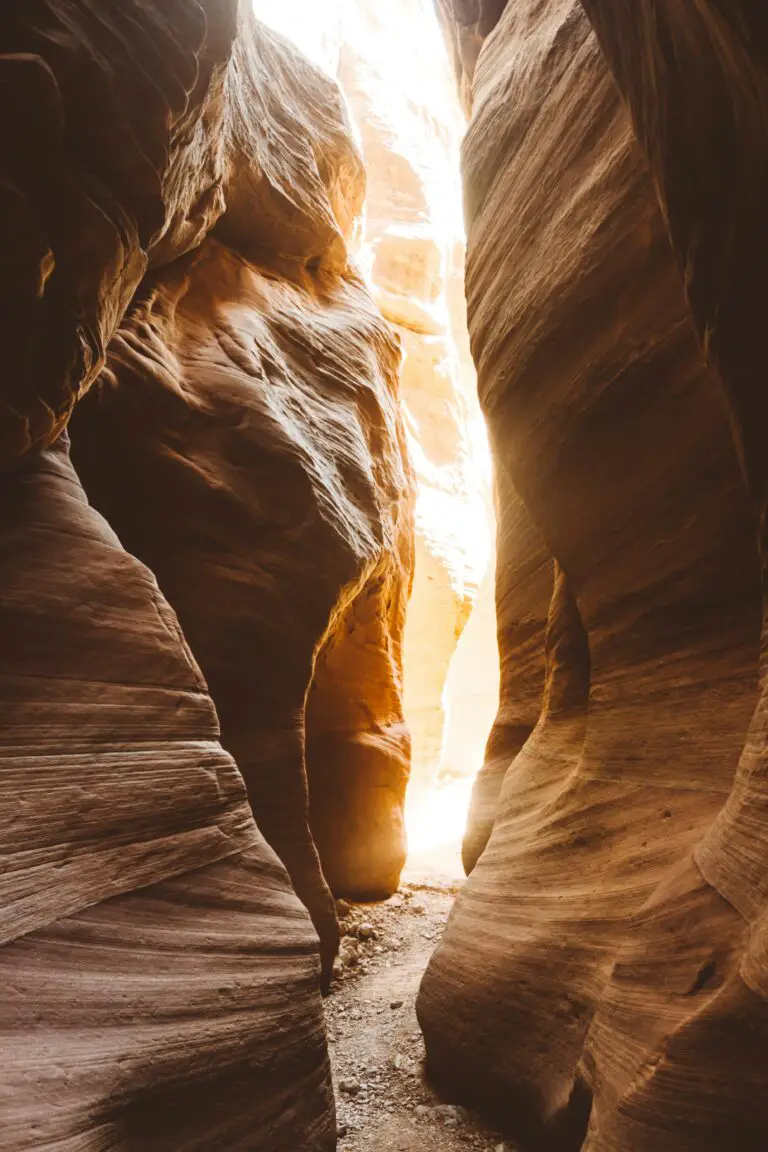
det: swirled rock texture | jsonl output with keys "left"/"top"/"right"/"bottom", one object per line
{"left": 336, "top": 0, "right": 494, "bottom": 797}
{"left": 71, "top": 16, "right": 415, "bottom": 927}
{"left": 1, "top": 434, "right": 335, "bottom": 1150}
{"left": 575, "top": 4, "right": 768, "bottom": 1150}
{"left": 419, "top": 2, "right": 767, "bottom": 1149}
{"left": 0, "top": 0, "right": 239, "bottom": 466}
{"left": 1, "top": 0, "right": 414, "bottom": 1145}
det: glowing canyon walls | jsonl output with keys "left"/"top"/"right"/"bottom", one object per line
{"left": 254, "top": 0, "right": 499, "bottom": 817}
{"left": 1, "top": 1, "right": 415, "bottom": 1144}
{"left": 420, "top": 2, "right": 768, "bottom": 1150}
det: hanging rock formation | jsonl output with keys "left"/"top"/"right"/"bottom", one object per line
{"left": 420, "top": 2, "right": 768, "bottom": 1149}
{"left": 2, "top": 0, "right": 414, "bottom": 1146}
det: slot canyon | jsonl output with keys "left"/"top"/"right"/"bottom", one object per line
{"left": 1, "top": 1, "right": 767, "bottom": 1150}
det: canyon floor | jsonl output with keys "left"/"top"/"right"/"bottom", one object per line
{"left": 327, "top": 874, "right": 516, "bottom": 1152}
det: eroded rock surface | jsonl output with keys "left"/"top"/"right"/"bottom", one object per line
{"left": 71, "top": 16, "right": 414, "bottom": 931}
{"left": 420, "top": 3, "right": 766, "bottom": 1149}
{"left": 0, "top": 0, "right": 239, "bottom": 465}
{"left": 577, "top": 4, "right": 768, "bottom": 1149}
{"left": 2, "top": 1, "right": 415, "bottom": 1146}
{"left": 2, "top": 434, "right": 335, "bottom": 1150}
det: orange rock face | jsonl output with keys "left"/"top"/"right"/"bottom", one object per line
{"left": 1, "top": 2, "right": 414, "bottom": 1146}
{"left": 71, "top": 18, "right": 415, "bottom": 931}
{"left": 420, "top": 2, "right": 768, "bottom": 1149}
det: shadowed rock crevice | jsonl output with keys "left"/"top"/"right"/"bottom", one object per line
{"left": 462, "top": 467, "right": 551, "bottom": 873}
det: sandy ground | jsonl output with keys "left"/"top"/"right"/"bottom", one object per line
{"left": 326, "top": 880, "right": 517, "bottom": 1152}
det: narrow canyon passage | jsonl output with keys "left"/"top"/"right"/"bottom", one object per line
{"left": 3, "top": 2, "right": 768, "bottom": 1152}
{"left": 254, "top": 1, "right": 500, "bottom": 894}
{"left": 252, "top": 8, "right": 509, "bottom": 1142}
{"left": 327, "top": 886, "right": 514, "bottom": 1152}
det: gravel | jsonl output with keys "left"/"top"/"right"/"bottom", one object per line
{"left": 326, "top": 882, "right": 518, "bottom": 1152}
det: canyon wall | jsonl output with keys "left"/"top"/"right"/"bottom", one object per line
{"left": 335, "top": 0, "right": 494, "bottom": 793}
{"left": 420, "top": 2, "right": 768, "bottom": 1149}
{"left": 253, "top": 0, "right": 498, "bottom": 803}
{"left": 71, "top": 14, "right": 415, "bottom": 921}
{"left": 2, "top": 1, "right": 414, "bottom": 1145}
{"left": 2, "top": 433, "right": 335, "bottom": 1150}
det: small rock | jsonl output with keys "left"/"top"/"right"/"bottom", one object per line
{"left": 415, "top": 1105, "right": 429, "bottom": 1118}
{"left": 392, "top": 1053, "right": 405, "bottom": 1070}
{"left": 336, "top": 1124, "right": 348, "bottom": 1138}
{"left": 338, "top": 1079, "right": 361, "bottom": 1096}
{"left": 411, "top": 901, "right": 426, "bottom": 915}
{"left": 339, "top": 943, "right": 360, "bottom": 968}
{"left": 390, "top": 999, "right": 404, "bottom": 1009}
{"left": 431, "top": 1104, "right": 467, "bottom": 1126}
{"left": 357, "top": 922, "right": 377, "bottom": 941}
{"left": 332, "top": 956, "right": 344, "bottom": 979}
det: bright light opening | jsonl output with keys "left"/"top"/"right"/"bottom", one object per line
{"left": 253, "top": 0, "right": 499, "bottom": 881}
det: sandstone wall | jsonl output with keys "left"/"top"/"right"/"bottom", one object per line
{"left": 419, "top": 2, "right": 767, "bottom": 1149}
{"left": 1, "top": 441, "right": 333, "bottom": 1152}
{"left": 253, "top": 0, "right": 498, "bottom": 802}
{"left": 338, "top": 0, "right": 494, "bottom": 793}
{"left": 1, "top": 1, "right": 415, "bottom": 1145}
{"left": 72, "top": 15, "right": 415, "bottom": 926}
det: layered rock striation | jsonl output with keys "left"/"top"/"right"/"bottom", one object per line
{"left": 336, "top": 0, "right": 495, "bottom": 796}
{"left": 420, "top": 2, "right": 768, "bottom": 1149}
{"left": 1, "top": 1, "right": 414, "bottom": 1146}
{"left": 72, "top": 14, "right": 415, "bottom": 932}
{"left": 2, "top": 434, "right": 334, "bottom": 1150}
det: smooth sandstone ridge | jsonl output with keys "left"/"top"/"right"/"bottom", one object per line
{"left": 419, "top": 2, "right": 768, "bottom": 1150}
{"left": 1, "top": 1, "right": 415, "bottom": 1146}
